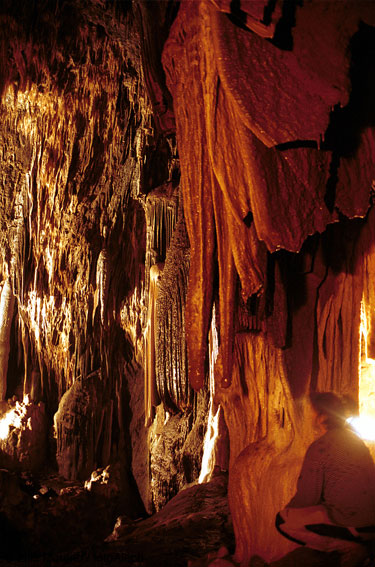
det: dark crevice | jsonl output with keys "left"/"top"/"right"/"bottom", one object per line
{"left": 243, "top": 210, "right": 253, "bottom": 227}
{"left": 262, "top": 0, "right": 278, "bottom": 26}
{"left": 271, "top": 0, "right": 302, "bottom": 51}
{"left": 324, "top": 151, "right": 341, "bottom": 213}
{"left": 322, "top": 21, "right": 375, "bottom": 212}
{"left": 310, "top": 262, "right": 329, "bottom": 393}
{"left": 248, "top": 293, "right": 258, "bottom": 316}
{"left": 265, "top": 253, "right": 275, "bottom": 317}
{"left": 274, "top": 250, "right": 295, "bottom": 350}
{"left": 275, "top": 140, "right": 318, "bottom": 151}
{"left": 227, "top": 0, "right": 249, "bottom": 31}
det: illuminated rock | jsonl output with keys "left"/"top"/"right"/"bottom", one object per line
{"left": 54, "top": 371, "right": 111, "bottom": 480}
{"left": 156, "top": 215, "right": 192, "bottom": 414}
{"left": 0, "top": 396, "right": 46, "bottom": 471}
{"left": 84, "top": 463, "right": 123, "bottom": 500}
{"left": 0, "top": 278, "right": 15, "bottom": 400}
{"left": 0, "top": 0, "right": 375, "bottom": 564}
{"left": 144, "top": 261, "right": 163, "bottom": 426}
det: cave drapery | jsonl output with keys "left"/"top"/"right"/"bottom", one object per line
{"left": 0, "top": 0, "right": 375, "bottom": 564}
{"left": 161, "top": 0, "right": 375, "bottom": 562}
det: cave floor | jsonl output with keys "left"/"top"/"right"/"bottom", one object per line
{"left": 0, "top": 469, "right": 344, "bottom": 567}
{"left": 0, "top": 471, "right": 234, "bottom": 567}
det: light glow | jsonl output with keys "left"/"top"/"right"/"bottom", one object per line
{"left": 199, "top": 305, "right": 220, "bottom": 483}
{"left": 347, "top": 416, "right": 375, "bottom": 441}
{"left": 357, "top": 299, "right": 375, "bottom": 445}
{"left": 0, "top": 395, "right": 31, "bottom": 441}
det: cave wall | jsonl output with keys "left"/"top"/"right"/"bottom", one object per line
{"left": 0, "top": 0, "right": 152, "bottom": 488}
{"left": 1, "top": 0, "right": 375, "bottom": 564}
{"left": 0, "top": 0, "right": 211, "bottom": 519}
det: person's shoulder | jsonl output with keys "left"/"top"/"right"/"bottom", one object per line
{"left": 305, "top": 433, "right": 329, "bottom": 455}
{"left": 325, "top": 426, "right": 368, "bottom": 449}
{"left": 308, "top": 428, "right": 344, "bottom": 450}
{"left": 304, "top": 428, "right": 350, "bottom": 461}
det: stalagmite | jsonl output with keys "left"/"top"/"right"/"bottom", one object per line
{"left": 0, "top": 279, "right": 15, "bottom": 401}
{"left": 54, "top": 370, "right": 113, "bottom": 480}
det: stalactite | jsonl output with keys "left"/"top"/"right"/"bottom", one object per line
{"left": 162, "top": 3, "right": 271, "bottom": 391}
{"left": 145, "top": 184, "right": 179, "bottom": 303}
{"left": 156, "top": 215, "right": 192, "bottom": 413}
{"left": 95, "top": 248, "right": 109, "bottom": 327}
{"left": 162, "top": 0, "right": 375, "bottom": 400}
{"left": 0, "top": 278, "right": 15, "bottom": 400}
{"left": 211, "top": 171, "right": 237, "bottom": 388}
{"left": 163, "top": 16, "right": 216, "bottom": 391}
{"left": 143, "top": 185, "right": 182, "bottom": 422}
{"left": 10, "top": 189, "right": 27, "bottom": 303}
{"left": 199, "top": 2, "right": 267, "bottom": 298}
{"left": 144, "top": 262, "right": 163, "bottom": 426}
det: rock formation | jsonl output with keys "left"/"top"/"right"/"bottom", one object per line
{"left": 161, "top": 0, "right": 375, "bottom": 562}
{"left": 0, "top": 0, "right": 374, "bottom": 565}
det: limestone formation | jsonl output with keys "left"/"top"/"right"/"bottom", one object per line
{"left": 0, "top": 278, "right": 15, "bottom": 399}
{"left": 0, "top": 0, "right": 374, "bottom": 565}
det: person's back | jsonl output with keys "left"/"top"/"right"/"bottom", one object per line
{"left": 290, "top": 426, "right": 375, "bottom": 527}
{"left": 274, "top": 392, "right": 375, "bottom": 567}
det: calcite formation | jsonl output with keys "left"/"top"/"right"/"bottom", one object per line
{"left": 0, "top": 278, "right": 15, "bottom": 399}
{"left": 0, "top": 0, "right": 375, "bottom": 564}
{"left": 0, "top": 0, "right": 171, "bottom": 508}
{"left": 161, "top": 0, "right": 375, "bottom": 562}
{"left": 0, "top": 395, "right": 46, "bottom": 471}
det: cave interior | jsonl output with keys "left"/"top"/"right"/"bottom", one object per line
{"left": 0, "top": 0, "right": 375, "bottom": 566}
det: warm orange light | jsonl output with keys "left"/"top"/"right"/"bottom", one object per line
{"left": 348, "top": 416, "right": 375, "bottom": 441}
{"left": 0, "top": 395, "right": 31, "bottom": 441}
{"left": 199, "top": 305, "right": 220, "bottom": 483}
{"left": 356, "top": 300, "right": 375, "bottom": 443}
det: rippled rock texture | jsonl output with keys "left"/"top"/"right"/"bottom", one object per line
{"left": 0, "top": 0, "right": 195, "bottom": 514}
{"left": 161, "top": 0, "right": 375, "bottom": 563}
{"left": 1, "top": 0, "right": 375, "bottom": 565}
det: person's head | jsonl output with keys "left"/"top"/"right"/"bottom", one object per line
{"left": 309, "top": 392, "right": 347, "bottom": 431}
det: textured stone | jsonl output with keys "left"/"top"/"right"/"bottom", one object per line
{"left": 106, "top": 473, "right": 234, "bottom": 566}
{"left": 148, "top": 391, "right": 208, "bottom": 512}
{"left": 1, "top": 2, "right": 375, "bottom": 566}
{"left": 54, "top": 371, "right": 109, "bottom": 480}
{"left": 0, "top": 397, "right": 46, "bottom": 471}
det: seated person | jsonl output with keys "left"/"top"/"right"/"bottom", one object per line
{"left": 276, "top": 392, "right": 375, "bottom": 567}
